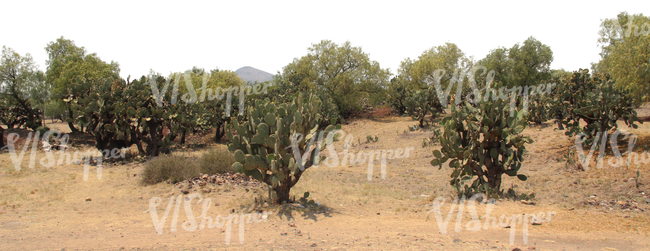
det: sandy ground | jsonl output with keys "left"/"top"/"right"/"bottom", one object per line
{"left": 1, "top": 115, "right": 649, "bottom": 250}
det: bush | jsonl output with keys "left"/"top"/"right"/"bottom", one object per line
{"left": 36, "top": 126, "right": 50, "bottom": 135}
{"left": 199, "top": 147, "right": 236, "bottom": 175}
{"left": 141, "top": 154, "right": 200, "bottom": 185}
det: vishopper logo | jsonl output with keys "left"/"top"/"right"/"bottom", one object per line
{"left": 426, "top": 65, "right": 555, "bottom": 117}
{"left": 609, "top": 15, "right": 650, "bottom": 38}
{"left": 3, "top": 131, "right": 122, "bottom": 180}
{"left": 428, "top": 193, "right": 555, "bottom": 245}
{"left": 145, "top": 193, "right": 272, "bottom": 245}
{"left": 575, "top": 130, "right": 650, "bottom": 170}
{"left": 149, "top": 72, "right": 273, "bottom": 116}
{"left": 288, "top": 129, "right": 414, "bottom": 181}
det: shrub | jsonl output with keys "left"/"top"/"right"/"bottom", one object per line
{"left": 199, "top": 147, "right": 236, "bottom": 175}
{"left": 141, "top": 154, "right": 200, "bottom": 185}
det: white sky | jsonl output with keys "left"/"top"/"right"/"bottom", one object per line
{"left": 1, "top": 0, "right": 647, "bottom": 79}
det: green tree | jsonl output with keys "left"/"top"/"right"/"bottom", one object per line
{"left": 593, "top": 12, "right": 650, "bottom": 105}
{"left": 393, "top": 42, "right": 469, "bottom": 126}
{"left": 275, "top": 40, "right": 390, "bottom": 117}
{"left": 0, "top": 46, "right": 45, "bottom": 131}
{"left": 477, "top": 37, "right": 554, "bottom": 124}
{"left": 45, "top": 36, "right": 120, "bottom": 132}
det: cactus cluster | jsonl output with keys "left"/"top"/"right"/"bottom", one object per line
{"left": 68, "top": 75, "right": 214, "bottom": 157}
{"left": 550, "top": 69, "right": 640, "bottom": 146}
{"left": 431, "top": 99, "right": 533, "bottom": 197}
{"left": 403, "top": 86, "right": 444, "bottom": 127}
{"left": 225, "top": 94, "right": 339, "bottom": 204}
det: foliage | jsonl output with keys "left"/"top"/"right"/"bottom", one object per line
{"left": 403, "top": 86, "right": 444, "bottom": 127}
{"left": 141, "top": 154, "right": 200, "bottom": 185}
{"left": 274, "top": 40, "right": 390, "bottom": 118}
{"left": 593, "top": 12, "right": 650, "bottom": 105}
{"left": 526, "top": 95, "right": 552, "bottom": 125}
{"left": 386, "top": 77, "right": 410, "bottom": 114}
{"left": 0, "top": 46, "right": 45, "bottom": 130}
{"left": 43, "top": 99, "right": 67, "bottom": 122}
{"left": 69, "top": 75, "right": 176, "bottom": 157}
{"left": 550, "top": 69, "right": 640, "bottom": 146}
{"left": 45, "top": 36, "right": 120, "bottom": 133}
{"left": 431, "top": 99, "right": 533, "bottom": 197}
{"left": 477, "top": 37, "right": 554, "bottom": 125}
{"left": 395, "top": 43, "right": 470, "bottom": 126}
{"left": 225, "top": 94, "right": 339, "bottom": 204}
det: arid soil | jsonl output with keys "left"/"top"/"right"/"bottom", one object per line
{"left": 1, "top": 114, "right": 649, "bottom": 250}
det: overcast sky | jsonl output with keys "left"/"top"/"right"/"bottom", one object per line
{"left": 1, "top": 0, "right": 647, "bottom": 79}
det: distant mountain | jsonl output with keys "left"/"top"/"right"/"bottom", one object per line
{"left": 235, "top": 66, "right": 274, "bottom": 83}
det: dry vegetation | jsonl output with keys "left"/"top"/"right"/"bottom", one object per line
{"left": 1, "top": 112, "right": 650, "bottom": 250}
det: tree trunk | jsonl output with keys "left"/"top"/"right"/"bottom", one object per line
{"left": 0, "top": 126, "right": 5, "bottom": 150}
{"left": 273, "top": 182, "right": 292, "bottom": 204}
{"left": 214, "top": 123, "right": 225, "bottom": 142}
{"left": 180, "top": 129, "right": 186, "bottom": 145}
{"left": 67, "top": 106, "right": 78, "bottom": 133}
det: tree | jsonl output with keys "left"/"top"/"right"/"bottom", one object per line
{"left": 478, "top": 37, "right": 553, "bottom": 88}
{"left": 45, "top": 36, "right": 120, "bottom": 132}
{"left": 165, "top": 67, "right": 246, "bottom": 143}
{"left": 593, "top": 12, "right": 650, "bottom": 105}
{"left": 0, "top": 46, "right": 44, "bottom": 131}
{"left": 275, "top": 40, "right": 391, "bottom": 117}
{"left": 477, "top": 37, "right": 554, "bottom": 124}
{"left": 394, "top": 43, "right": 469, "bottom": 126}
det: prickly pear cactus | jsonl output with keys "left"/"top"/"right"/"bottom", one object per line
{"left": 430, "top": 99, "right": 533, "bottom": 197}
{"left": 551, "top": 69, "right": 640, "bottom": 147}
{"left": 403, "top": 86, "right": 444, "bottom": 127}
{"left": 225, "top": 94, "right": 339, "bottom": 204}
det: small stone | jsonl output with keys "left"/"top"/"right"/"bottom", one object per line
{"left": 181, "top": 190, "right": 189, "bottom": 194}
{"left": 85, "top": 197, "right": 92, "bottom": 202}
{"left": 453, "top": 239, "right": 462, "bottom": 243}
{"left": 532, "top": 222, "right": 542, "bottom": 226}
{"left": 311, "top": 243, "right": 317, "bottom": 247}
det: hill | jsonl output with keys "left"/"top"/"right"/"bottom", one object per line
{"left": 235, "top": 66, "right": 274, "bottom": 83}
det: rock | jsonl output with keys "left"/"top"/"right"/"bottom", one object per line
{"left": 453, "top": 239, "right": 462, "bottom": 243}
{"left": 85, "top": 197, "right": 92, "bottom": 202}
{"left": 181, "top": 190, "right": 189, "bottom": 194}
{"left": 521, "top": 200, "right": 536, "bottom": 205}
{"left": 311, "top": 243, "right": 317, "bottom": 247}
{"left": 532, "top": 222, "right": 542, "bottom": 226}
{"left": 512, "top": 248, "right": 522, "bottom": 251}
